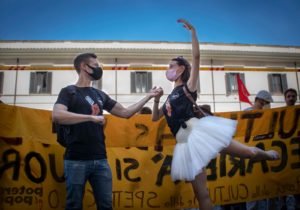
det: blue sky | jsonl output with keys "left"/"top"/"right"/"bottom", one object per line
{"left": 0, "top": 0, "right": 300, "bottom": 46}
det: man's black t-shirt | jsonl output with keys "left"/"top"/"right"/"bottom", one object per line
{"left": 162, "top": 84, "right": 197, "bottom": 136}
{"left": 55, "top": 85, "right": 117, "bottom": 160}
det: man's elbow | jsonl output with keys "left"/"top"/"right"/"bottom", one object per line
{"left": 124, "top": 112, "right": 133, "bottom": 119}
{"left": 52, "top": 108, "right": 64, "bottom": 123}
{"left": 119, "top": 110, "right": 132, "bottom": 119}
{"left": 52, "top": 111, "right": 60, "bottom": 123}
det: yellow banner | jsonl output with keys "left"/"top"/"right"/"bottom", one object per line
{"left": 0, "top": 103, "right": 300, "bottom": 210}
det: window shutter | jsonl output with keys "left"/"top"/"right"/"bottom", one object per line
{"left": 197, "top": 75, "right": 201, "bottom": 93}
{"left": 267, "top": 74, "right": 274, "bottom": 93}
{"left": 281, "top": 74, "right": 288, "bottom": 93}
{"left": 225, "top": 73, "right": 231, "bottom": 95}
{"left": 46, "top": 72, "right": 52, "bottom": 93}
{"left": 240, "top": 73, "right": 246, "bottom": 85}
{"left": 98, "top": 79, "right": 102, "bottom": 89}
{"left": 92, "top": 79, "right": 102, "bottom": 90}
{"left": 92, "top": 81, "right": 97, "bottom": 89}
{"left": 0, "top": 72, "right": 3, "bottom": 94}
{"left": 147, "top": 72, "right": 152, "bottom": 92}
{"left": 130, "top": 72, "right": 136, "bottom": 93}
{"left": 30, "top": 72, "right": 36, "bottom": 93}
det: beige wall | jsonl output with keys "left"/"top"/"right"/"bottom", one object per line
{"left": 0, "top": 41, "right": 299, "bottom": 111}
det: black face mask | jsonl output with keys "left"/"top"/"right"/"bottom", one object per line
{"left": 86, "top": 64, "right": 103, "bottom": 80}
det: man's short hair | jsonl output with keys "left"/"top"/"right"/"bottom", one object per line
{"left": 139, "top": 107, "right": 152, "bottom": 114}
{"left": 74, "top": 53, "right": 97, "bottom": 74}
{"left": 284, "top": 88, "right": 297, "bottom": 98}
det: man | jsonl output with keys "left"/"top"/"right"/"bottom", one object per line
{"left": 138, "top": 106, "right": 152, "bottom": 114}
{"left": 244, "top": 90, "right": 276, "bottom": 210}
{"left": 283, "top": 88, "right": 298, "bottom": 210}
{"left": 52, "top": 53, "right": 162, "bottom": 210}
{"left": 284, "top": 88, "right": 297, "bottom": 106}
{"left": 244, "top": 90, "right": 273, "bottom": 110}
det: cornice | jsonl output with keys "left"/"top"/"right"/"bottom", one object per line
{"left": 0, "top": 41, "right": 300, "bottom": 64}
{"left": 1, "top": 40, "right": 300, "bottom": 51}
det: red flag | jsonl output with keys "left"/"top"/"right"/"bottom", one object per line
{"left": 236, "top": 74, "right": 253, "bottom": 105}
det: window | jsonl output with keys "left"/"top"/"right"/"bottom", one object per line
{"left": 0, "top": 72, "right": 3, "bottom": 94}
{"left": 130, "top": 72, "right": 152, "bottom": 93}
{"left": 225, "top": 73, "right": 245, "bottom": 95}
{"left": 268, "top": 73, "right": 287, "bottom": 94}
{"left": 92, "top": 79, "right": 102, "bottom": 90}
{"left": 29, "top": 72, "right": 52, "bottom": 94}
{"left": 196, "top": 76, "right": 201, "bottom": 93}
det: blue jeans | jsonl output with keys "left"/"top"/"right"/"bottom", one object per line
{"left": 246, "top": 198, "right": 284, "bottom": 210}
{"left": 246, "top": 200, "right": 268, "bottom": 210}
{"left": 64, "top": 159, "right": 112, "bottom": 210}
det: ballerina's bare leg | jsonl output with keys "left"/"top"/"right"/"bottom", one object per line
{"left": 221, "top": 139, "right": 280, "bottom": 161}
{"left": 191, "top": 170, "right": 214, "bottom": 210}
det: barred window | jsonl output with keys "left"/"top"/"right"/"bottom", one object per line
{"left": 225, "top": 73, "right": 245, "bottom": 95}
{"left": 130, "top": 72, "right": 152, "bottom": 93}
{"left": 196, "top": 76, "right": 200, "bottom": 93}
{"left": 92, "top": 79, "right": 102, "bottom": 90}
{"left": 0, "top": 72, "right": 3, "bottom": 94}
{"left": 268, "top": 73, "right": 287, "bottom": 94}
{"left": 29, "top": 72, "right": 52, "bottom": 94}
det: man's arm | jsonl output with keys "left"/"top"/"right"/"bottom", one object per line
{"left": 109, "top": 95, "right": 151, "bottom": 119}
{"left": 109, "top": 87, "right": 160, "bottom": 118}
{"left": 52, "top": 103, "right": 105, "bottom": 125}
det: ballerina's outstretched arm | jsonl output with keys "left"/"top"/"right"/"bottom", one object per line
{"left": 177, "top": 19, "right": 200, "bottom": 92}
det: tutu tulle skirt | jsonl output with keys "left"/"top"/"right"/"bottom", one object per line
{"left": 171, "top": 116, "right": 237, "bottom": 181}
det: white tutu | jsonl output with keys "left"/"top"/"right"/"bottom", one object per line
{"left": 171, "top": 116, "right": 237, "bottom": 181}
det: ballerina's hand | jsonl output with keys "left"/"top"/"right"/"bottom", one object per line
{"left": 155, "top": 87, "right": 164, "bottom": 98}
{"left": 177, "top": 19, "right": 194, "bottom": 31}
{"left": 148, "top": 86, "right": 163, "bottom": 98}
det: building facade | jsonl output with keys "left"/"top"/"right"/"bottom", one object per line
{"left": 0, "top": 41, "right": 300, "bottom": 112}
